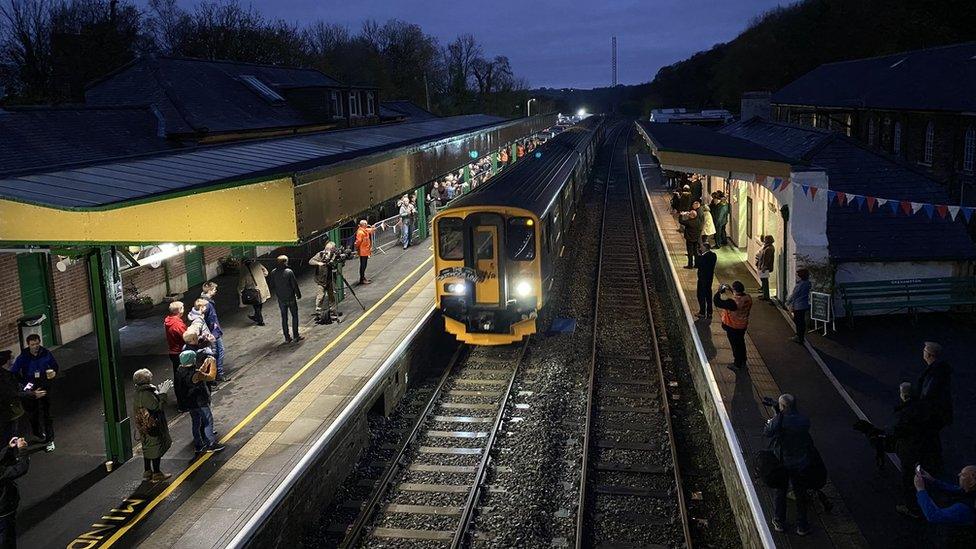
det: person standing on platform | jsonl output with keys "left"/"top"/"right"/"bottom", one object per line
{"left": 309, "top": 241, "right": 339, "bottom": 324}
{"left": 785, "top": 269, "right": 812, "bottom": 344}
{"left": 174, "top": 351, "right": 223, "bottom": 455}
{"left": 132, "top": 368, "right": 172, "bottom": 482}
{"left": 398, "top": 195, "right": 414, "bottom": 249}
{"left": 163, "top": 301, "right": 187, "bottom": 376}
{"left": 12, "top": 334, "right": 57, "bottom": 452}
{"left": 238, "top": 258, "right": 269, "bottom": 326}
{"left": 714, "top": 281, "right": 753, "bottom": 371}
{"left": 0, "top": 352, "right": 26, "bottom": 443}
{"left": 914, "top": 465, "right": 976, "bottom": 525}
{"left": 689, "top": 175, "right": 703, "bottom": 201}
{"left": 890, "top": 382, "right": 939, "bottom": 519}
{"left": 756, "top": 235, "right": 775, "bottom": 300}
{"left": 355, "top": 219, "right": 376, "bottom": 285}
{"left": 679, "top": 201, "right": 702, "bottom": 269}
{"left": 0, "top": 435, "right": 28, "bottom": 547}
{"left": 270, "top": 255, "right": 303, "bottom": 343}
{"left": 696, "top": 243, "right": 717, "bottom": 319}
{"left": 711, "top": 191, "right": 730, "bottom": 248}
{"left": 198, "top": 282, "right": 227, "bottom": 382}
{"left": 764, "top": 394, "right": 813, "bottom": 536}
{"left": 916, "top": 341, "right": 952, "bottom": 471}
{"left": 678, "top": 184, "right": 693, "bottom": 212}
{"left": 700, "top": 202, "right": 716, "bottom": 245}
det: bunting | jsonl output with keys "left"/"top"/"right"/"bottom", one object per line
{"left": 760, "top": 178, "right": 976, "bottom": 223}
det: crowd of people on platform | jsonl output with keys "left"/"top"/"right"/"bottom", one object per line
{"left": 667, "top": 170, "right": 974, "bottom": 540}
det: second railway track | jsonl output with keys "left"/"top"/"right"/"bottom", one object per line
{"left": 575, "top": 126, "right": 693, "bottom": 548}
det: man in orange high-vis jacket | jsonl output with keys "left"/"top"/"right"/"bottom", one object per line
{"left": 714, "top": 280, "right": 753, "bottom": 372}
{"left": 354, "top": 219, "right": 376, "bottom": 284}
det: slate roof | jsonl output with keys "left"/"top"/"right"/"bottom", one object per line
{"left": 380, "top": 100, "right": 438, "bottom": 121}
{"left": 772, "top": 42, "right": 976, "bottom": 112}
{"left": 85, "top": 56, "right": 345, "bottom": 136}
{"left": 636, "top": 121, "right": 799, "bottom": 165}
{"left": 0, "top": 106, "right": 174, "bottom": 175}
{"left": 0, "top": 114, "right": 506, "bottom": 209}
{"left": 720, "top": 118, "right": 976, "bottom": 263}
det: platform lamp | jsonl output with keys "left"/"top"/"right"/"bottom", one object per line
{"left": 526, "top": 98, "right": 536, "bottom": 117}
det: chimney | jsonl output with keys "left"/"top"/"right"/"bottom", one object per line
{"left": 741, "top": 91, "right": 771, "bottom": 121}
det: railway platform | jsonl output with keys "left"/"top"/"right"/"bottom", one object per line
{"left": 638, "top": 154, "right": 974, "bottom": 548}
{"left": 20, "top": 237, "right": 437, "bottom": 548}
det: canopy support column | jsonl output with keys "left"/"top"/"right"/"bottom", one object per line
{"left": 329, "top": 228, "right": 345, "bottom": 303}
{"left": 415, "top": 188, "right": 429, "bottom": 240}
{"left": 86, "top": 246, "right": 132, "bottom": 465}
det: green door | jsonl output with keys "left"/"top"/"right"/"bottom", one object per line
{"left": 184, "top": 247, "right": 206, "bottom": 288}
{"left": 17, "top": 253, "right": 54, "bottom": 345}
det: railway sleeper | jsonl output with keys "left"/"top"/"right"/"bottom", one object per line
{"left": 592, "top": 484, "right": 671, "bottom": 498}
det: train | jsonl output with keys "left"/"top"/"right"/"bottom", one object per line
{"left": 432, "top": 116, "right": 606, "bottom": 345}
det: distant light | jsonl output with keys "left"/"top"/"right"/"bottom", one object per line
{"left": 526, "top": 219, "right": 534, "bottom": 226}
{"left": 577, "top": 108, "right": 587, "bottom": 117}
{"left": 534, "top": 151, "right": 542, "bottom": 158}
{"left": 469, "top": 150, "right": 479, "bottom": 159}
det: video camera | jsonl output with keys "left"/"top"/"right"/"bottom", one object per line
{"left": 852, "top": 419, "right": 889, "bottom": 470}
{"left": 761, "top": 396, "right": 780, "bottom": 413}
{"left": 325, "top": 245, "right": 356, "bottom": 268}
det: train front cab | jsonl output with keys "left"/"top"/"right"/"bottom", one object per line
{"left": 434, "top": 207, "right": 541, "bottom": 345}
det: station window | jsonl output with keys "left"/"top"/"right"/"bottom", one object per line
{"left": 331, "top": 90, "right": 342, "bottom": 116}
{"left": 923, "top": 121, "right": 935, "bottom": 165}
{"left": 893, "top": 121, "right": 902, "bottom": 155}
{"left": 437, "top": 217, "right": 464, "bottom": 260}
{"left": 506, "top": 217, "right": 536, "bottom": 261}
{"left": 964, "top": 127, "right": 975, "bottom": 173}
{"left": 366, "top": 92, "right": 375, "bottom": 116}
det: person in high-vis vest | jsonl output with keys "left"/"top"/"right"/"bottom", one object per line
{"left": 714, "top": 280, "right": 753, "bottom": 371}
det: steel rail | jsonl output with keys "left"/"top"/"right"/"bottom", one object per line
{"left": 626, "top": 145, "right": 694, "bottom": 548}
{"left": 338, "top": 343, "right": 469, "bottom": 549}
{"left": 574, "top": 122, "right": 627, "bottom": 548}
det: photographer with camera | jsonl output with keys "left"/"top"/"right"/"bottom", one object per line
{"left": 764, "top": 394, "right": 815, "bottom": 536}
{"left": 309, "top": 241, "right": 343, "bottom": 324}
{"left": 714, "top": 281, "right": 753, "bottom": 371}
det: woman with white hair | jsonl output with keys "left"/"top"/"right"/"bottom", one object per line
{"left": 132, "top": 368, "right": 172, "bottom": 482}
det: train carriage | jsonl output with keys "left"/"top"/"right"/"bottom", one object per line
{"left": 433, "top": 116, "right": 605, "bottom": 345}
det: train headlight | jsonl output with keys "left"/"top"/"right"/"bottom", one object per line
{"left": 515, "top": 280, "right": 532, "bottom": 297}
{"left": 446, "top": 283, "right": 466, "bottom": 295}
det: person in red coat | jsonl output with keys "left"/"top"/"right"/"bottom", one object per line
{"left": 164, "top": 301, "right": 188, "bottom": 376}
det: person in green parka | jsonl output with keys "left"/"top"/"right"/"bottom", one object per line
{"left": 133, "top": 368, "right": 172, "bottom": 483}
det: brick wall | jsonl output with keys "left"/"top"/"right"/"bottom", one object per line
{"left": 0, "top": 254, "right": 24, "bottom": 351}
{"left": 204, "top": 246, "right": 231, "bottom": 264}
{"left": 49, "top": 256, "right": 91, "bottom": 324}
{"left": 123, "top": 263, "right": 168, "bottom": 298}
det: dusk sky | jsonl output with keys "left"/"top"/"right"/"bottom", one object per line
{"left": 158, "top": 0, "right": 788, "bottom": 89}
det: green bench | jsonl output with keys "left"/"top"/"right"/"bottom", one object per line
{"left": 837, "top": 276, "right": 976, "bottom": 324}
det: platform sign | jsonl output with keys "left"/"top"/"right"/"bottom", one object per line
{"left": 810, "top": 291, "right": 834, "bottom": 335}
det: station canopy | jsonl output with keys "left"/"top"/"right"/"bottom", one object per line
{"left": 0, "top": 114, "right": 552, "bottom": 246}
{"left": 636, "top": 120, "right": 800, "bottom": 180}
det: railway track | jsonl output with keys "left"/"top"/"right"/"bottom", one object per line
{"left": 340, "top": 339, "right": 530, "bottom": 548}
{"left": 575, "top": 126, "right": 693, "bottom": 548}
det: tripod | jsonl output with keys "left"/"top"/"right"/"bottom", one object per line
{"left": 317, "top": 268, "right": 366, "bottom": 325}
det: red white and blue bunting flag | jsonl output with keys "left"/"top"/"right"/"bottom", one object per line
{"left": 762, "top": 177, "right": 976, "bottom": 222}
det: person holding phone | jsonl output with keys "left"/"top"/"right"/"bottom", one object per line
{"left": 11, "top": 334, "right": 57, "bottom": 452}
{"left": 914, "top": 465, "right": 976, "bottom": 525}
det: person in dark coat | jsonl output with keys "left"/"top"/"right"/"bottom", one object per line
{"left": 785, "top": 268, "right": 812, "bottom": 344}
{"left": 711, "top": 191, "right": 730, "bottom": 248}
{"left": 174, "top": 351, "right": 223, "bottom": 455}
{"left": 764, "top": 394, "right": 814, "bottom": 536}
{"left": 696, "top": 243, "right": 717, "bottom": 319}
{"left": 678, "top": 185, "right": 693, "bottom": 212}
{"left": 11, "top": 334, "right": 57, "bottom": 452}
{"left": 689, "top": 175, "right": 703, "bottom": 201}
{"left": 915, "top": 341, "right": 952, "bottom": 471}
{"left": 0, "top": 436, "right": 28, "bottom": 547}
{"left": 755, "top": 235, "right": 775, "bottom": 300}
{"left": 679, "top": 200, "right": 703, "bottom": 268}
{"left": 270, "top": 255, "right": 304, "bottom": 343}
{"left": 889, "top": 382, "right": 940, "bottom": 518}
{"left": 0, "top": 352, "right": 27, "bottom": 444}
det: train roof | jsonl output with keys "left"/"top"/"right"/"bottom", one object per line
{"left": 444, "top": 117, "right": 602, "bottom": 217}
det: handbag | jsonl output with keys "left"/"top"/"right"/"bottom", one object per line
{"left": 240, "top": 264, "right": 261, "bottom": 305}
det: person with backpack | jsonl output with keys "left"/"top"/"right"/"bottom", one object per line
{"left": 174, "top": 351, "right": 223, "bottom": 455}
{"left": 132, "top": 368, "right": 172, "bottom": 483}
{"left": 764, "top": 393, "right": 815, "bottom": 536}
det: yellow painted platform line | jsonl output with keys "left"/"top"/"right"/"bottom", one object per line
{"left": 97, "top": 256, "right": 433, "bottom": 548}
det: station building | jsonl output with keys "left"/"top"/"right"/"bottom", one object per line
{"left": 772, "top": 42, "right": 976, "bottom": 204}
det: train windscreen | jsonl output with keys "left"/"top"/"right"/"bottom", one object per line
{"left": 506, "top": 217, "right": 536, "bottom": 260}
{"left": 437, "top": 217, "right": 464, "bottom": 260}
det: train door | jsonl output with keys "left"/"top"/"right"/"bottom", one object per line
{"left": 465, "top": 213, "right": 504, "bottom": 307}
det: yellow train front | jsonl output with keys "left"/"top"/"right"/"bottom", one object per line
{"left": 432, "top": 117, "right": 604, "bottom": 345}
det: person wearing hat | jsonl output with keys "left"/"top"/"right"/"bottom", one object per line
{"left": 678, "top": 185, "right": 693, "bottom": 212}
{"left": 173, "top": 350, "right": 223, "bottom": 455}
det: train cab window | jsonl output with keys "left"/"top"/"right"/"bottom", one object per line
{"left": 437, "top": 217, "right": 464, "bottom": 260}
{"left": 474, "top": 230, "right": 494, "bottom": 259}
{"left": 506, "top": 217, "right": 536, "bottom": 260}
